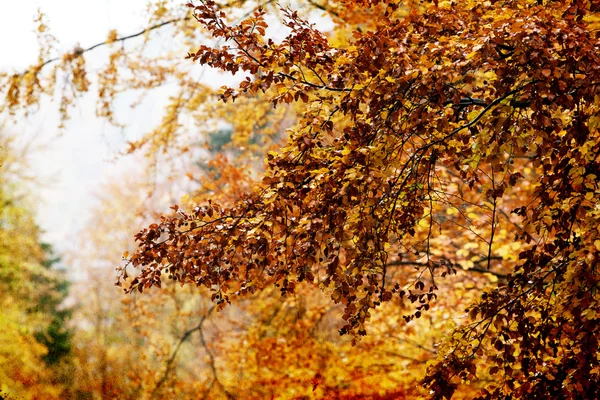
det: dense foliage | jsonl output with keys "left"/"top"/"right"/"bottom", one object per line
{"left": 2, "top": 0, "right": 600, "bottom": 398}
{"left": 119, "top": 0, "right": 600, "bottom": 398}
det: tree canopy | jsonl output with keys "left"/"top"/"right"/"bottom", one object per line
{"left": 3, "top": 0, "right": 600, "bottom": 398}
{"left": 116, "top": 0, "right": 600, "bottom": 397}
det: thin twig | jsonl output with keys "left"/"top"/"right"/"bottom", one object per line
{"left": 487, "top": 167, "right": 497, "bottom": 270}
{"left": 25, "top": 17, "right": 190, "bottom": 76}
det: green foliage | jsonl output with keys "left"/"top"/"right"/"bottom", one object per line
{"left": 0, "top": 136, "right": 73, "bottom": 399}
{"left": 207, "top": 128, "right": 234, "bottom": 152}
{"left": 34, "top": 245, "right": 73, "bottom": 367}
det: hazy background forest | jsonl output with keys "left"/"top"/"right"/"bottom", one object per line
{"left": 1, "top": 0, "right": 600, "bottom": 399}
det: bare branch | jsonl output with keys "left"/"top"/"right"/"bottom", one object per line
{"left": 151, "top": 306, "right": 216, "bottom": 398}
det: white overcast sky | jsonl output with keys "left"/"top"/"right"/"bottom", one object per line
{"left": 1, "top": 1, "right": 147, "bottom": 69}
{"left": 0, "top": 0, "right": 158, "bottom": 256}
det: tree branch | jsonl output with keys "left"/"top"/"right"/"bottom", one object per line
{"left": 151, "top": 305, "right": 215, "bottom": 398}
{"left": 305, "top": 0, "right": 340, "bottom": 18}
{"left": 197, "top": 309, "right": 235, "bottom": 400}
{"left": 22, "top": 16, "right": 191, "bottom": 77}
